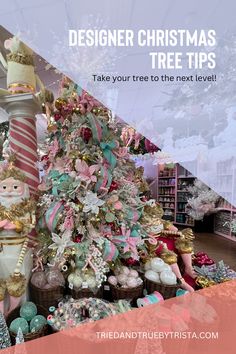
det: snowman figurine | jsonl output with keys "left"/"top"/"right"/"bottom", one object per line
{"left": 0, "top": 162, "right": 36, "bottom": 315}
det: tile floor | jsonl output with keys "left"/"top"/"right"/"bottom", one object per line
{"left": 194, "top": 232, "right": 236, "bottom": 269}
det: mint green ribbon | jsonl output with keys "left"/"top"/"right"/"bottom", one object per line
{"left": 100, "top": 141, "right": 117, "bottom": 169}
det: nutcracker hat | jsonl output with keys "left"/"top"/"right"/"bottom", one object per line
{"left": 0, "top": 36, "right": 36, "bottom": 96}
{"left": 0, "top": 159, "right": 26, "bottom": 182}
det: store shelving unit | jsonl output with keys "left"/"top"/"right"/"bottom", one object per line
{"left": 213, "top": 157, "right": 236, "bottom": 241}
{"left": 157, "top": 163, "right": 195, "bottom": 226}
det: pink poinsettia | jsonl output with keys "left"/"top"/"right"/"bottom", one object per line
{"left": 78, "top": 91, "right": 100, "bottom": 112}
{"left": 75, "top": 159, "right": 98, "bottom": 185}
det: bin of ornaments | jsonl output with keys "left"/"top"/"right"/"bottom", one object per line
{"left": 29, "top": 268, "right": 65, "bottom": 311}
{"left": 47, "top": 298, "right": 130, "bottom": 332}
{"left": 144, "top": 257, "right": 180, "bottom": 299}
{"left": 6, "top": 301, "right": 48, "bottom": 343}
{"left": 67, "top": 269, "right": 103, "bottom": 299}
{"left": 107, "top": 266, "right": 143, "bottom": 302}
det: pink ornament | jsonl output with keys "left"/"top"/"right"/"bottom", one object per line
{"left": 46, "top": 269, "right": 65, "bottom": 287}
{"left": 129, "top": 270, "right": 139, "bottom": 278}
{"left": 117, "top": 274, "right": 127, "bottom": 285}
{"left": 108, "top": 276, "right": 118, "bottom": 286}
{"left": 31, "top": 271, "right": 47, "bottom": 288}
{"left": 126, "top": 278, "right": 138, "bottom": 288}
{"left": 114, "top": 201, "right": 123, "bottom": 210}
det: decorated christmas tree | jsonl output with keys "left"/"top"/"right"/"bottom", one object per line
{"left": 36, "top": 77, "right": 151, "bottom": 290}
{"left": 35, "top": 77, "right": 196, "bottom": 294}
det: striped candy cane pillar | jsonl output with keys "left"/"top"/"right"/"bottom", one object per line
{"left": 0, "top": 93, "right": 41, "bottom": 196}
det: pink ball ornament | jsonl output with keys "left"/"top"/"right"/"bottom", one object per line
{"left": 46, "top": 269, "right": 65, "bottom": 287}
{"left": 117, "top": 274, "right": 128, "bottom": 285}
{"left": 126, "top": 278, "right": 138, "bottom": 288}
{"left": 129, "top": 269, "right": 139, "bottom": 278}
{"left": 108, "top": 276, "right": 118, "bottom": 286}
{"left": 31, "top": 271, "right": 47, "bottom": 288}
{"left": 121, "top": 266, "right": 130, "bottom": 275}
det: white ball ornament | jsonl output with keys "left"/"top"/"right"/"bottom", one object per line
{"left": 126, "top": 278, "right": 138, "bottom": 288}
{"left": 150, "top": 258, "right": 165, "bottom": 272}
{"left": 67, "top": 273, "right": 75, "bottom": 284}
{"left": 129, "top": 270, "right": 139, "bottom": 278}
{"left": 86, "top": 277, "right": 97, "bottom": 289}
{"left": 160, "top": 270, "right": 177, "bottom": 285}
{"left": 145, "top": 270, "right": 160, "bottom": 283}
{"left": 72, "top": 275, "right": 83, "bottom": 288}
{"left": 161, "top": 264, "right": 172, "bottom": 272}
{"left": 144, "top": 260, "right": 151, "bottom": 271}
{"left": 117, "top": 274, "right": 127, "bottom": 285}
{"left": 108, "top": 276, "right": 118, "bottom": 286}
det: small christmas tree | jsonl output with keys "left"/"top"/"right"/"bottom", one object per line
{"left": 15, "top": 327, "right": 24, "bottom": 345}
{"left": 0, "top": 311, "right": 11, "bottom": 349}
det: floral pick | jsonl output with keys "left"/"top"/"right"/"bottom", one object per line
{"left": 49, "top": 230, "right": 74, "bottom": 258}
{"left": 75, "top": 159, "right": 98, "bottom": 186}
{"left": 79, "top": 191, "right": 105, "bottom": 214}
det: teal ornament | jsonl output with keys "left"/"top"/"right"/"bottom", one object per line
{"left": 30, "top": 315, "right": 47, "bottom": 332}
{"left": 105, "top": 212, "right": 115, "bottom": 223}
{"left": 176, "top": 289, "right": 189, "bottom": 297}
{"left": 20, "top": 302, "right": 37, "bottom": 321}
{"left": 9, "top": 318, "right": 29, "bottom": 335}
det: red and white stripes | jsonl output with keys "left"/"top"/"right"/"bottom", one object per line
{"left": 9, "top": 116, "right": 39, "bottom": 195}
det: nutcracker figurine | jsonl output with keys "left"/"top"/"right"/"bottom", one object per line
{"left": 141, "top": 203, "right": 196, "bottom": 292}
{"left": 0, "top": 162, "right": 36, "bottom": 315}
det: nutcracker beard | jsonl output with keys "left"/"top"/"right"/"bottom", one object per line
{"left": 0, "top": 177, "right": 31, "bottom": 315}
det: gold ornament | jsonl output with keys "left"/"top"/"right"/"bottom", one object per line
{"left": 195, "top": 276, "right": 216, "bottom": 288}
{"left": 47, "top": 123, "right": 57, "bottom": 133}
{"left": 6, "top": 274, "right": 26, "bottom": 297}
{"left": 73, "top": 107, "right": 80, "bottom": 114}
{"left": 0, "top": 280, "right": 6, "bottom": 301}
{"left": 55, "top": 98, "right": 67, "bottom": 110}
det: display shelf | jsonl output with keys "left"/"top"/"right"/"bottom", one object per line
{"left": 213, "top": 157, "right": 236, "bottom": 240}
{"left": 174, "top": 222, "right": 195, "bottom": 226}
{"left": 215, "top": 230, "right": 236, "bottom": 242}
{"left": 157, "top": 163, "right": 196, "bottom": 227}
{"left": 158, "top": 185, "right": 175, "bottom": 187}
{"left": 158, "top": 194, "right": 175, "bottom": 197}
